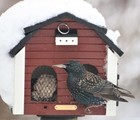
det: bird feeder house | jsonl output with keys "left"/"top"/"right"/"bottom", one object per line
{"left": 9, "top": 12, "right": 123, "bottom": 117}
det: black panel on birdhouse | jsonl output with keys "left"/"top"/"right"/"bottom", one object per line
{"left": 31, "top": 66, "right": 57, "bottom": 102}
{"left": 55, "top": 28, "right": 78, "bottom": 45}
{"left": 55, "top": 29, "right": 77, "bottom": 37}
{"left": 83, "top": 64, "right": 99, "bottom": 75}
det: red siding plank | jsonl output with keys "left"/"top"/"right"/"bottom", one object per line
{"left": 28, "top": 37, "right": 55, "bottom": 44}
{"left": 58, "top": 89, "right": 71, "bottom": 96}
{"left": 25, "top": 89, "right": 31, "bottom": 96}
{"left": 26, "top": 44, "right": 106, "bottom": 52}
{"left": 57, "top": 81, "right": 67, "bottom": 89}
{"left": 33, "top": 30, "right": 55, "bottom": 37}
{"left": 26, "top": 52, "right": 106, "bottom": 59}
{"left": 57, "top": 96, "right": 74, "bottom": 103}
{"left": 79, "top": 37, "right": 105, "bottom": 44}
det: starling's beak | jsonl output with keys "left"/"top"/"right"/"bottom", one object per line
{"left": 52, "top": 64, "right": 67, "bottom": 69}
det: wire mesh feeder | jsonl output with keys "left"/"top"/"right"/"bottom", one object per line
{"left": 31, "top": 66, "right": 57, "bottom": 102}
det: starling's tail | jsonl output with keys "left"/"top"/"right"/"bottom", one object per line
{"left": 115, "top": 85, "right": 135, "bottom": 98}
{"left": 100, "top": 94, "right": 128, "bottom": 102}
{"left": 119, "top": 90, "right": 135, "bottom": 98}
{"left": 118, "top": 97, "right": 128, "bottom": 102}
{"left": 99, "top": 85, "right": 135, "bottom": 102}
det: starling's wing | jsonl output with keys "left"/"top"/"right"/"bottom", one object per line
{"left": 78, "top": 71, "right": 106, "bottom": 93}
{"left": 78, "top": 72, "right": 134, "bottom": 102}
{"left": 67, "top": 73, "right": 106, "bottom": 105}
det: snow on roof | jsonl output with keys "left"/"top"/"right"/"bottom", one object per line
{"left": 0, "top": 0, "right": 120, "bottom": 107}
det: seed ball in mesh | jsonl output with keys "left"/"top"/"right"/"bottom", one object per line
{"left": 32, "top": 74, "right": 57, "bottom": 101}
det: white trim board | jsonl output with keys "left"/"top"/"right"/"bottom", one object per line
{"left": 13, "top": 47, "right": 25, "bottom": 114}
{"left": 106, "top": 48, "right": 118, "bottom": 116}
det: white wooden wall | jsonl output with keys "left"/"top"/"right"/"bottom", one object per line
{"left": 13, "top": 47, "right": 25, "bottom": 114}
{"left": 106, "top": 48, "right": 118, "bottom": 116}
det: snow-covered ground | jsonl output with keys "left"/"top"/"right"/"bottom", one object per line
{"left": 0, "top": 0, "right": 140, "bottom": 120}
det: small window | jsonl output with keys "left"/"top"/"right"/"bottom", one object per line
{"left": 31, "top": 66, "right": 57, "bottom": 102}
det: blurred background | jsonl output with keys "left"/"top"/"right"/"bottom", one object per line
{"left": 0, "top": 0, "right": 140, "bottom": 120}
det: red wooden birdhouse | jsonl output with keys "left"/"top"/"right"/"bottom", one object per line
{"left": 9, "top": 12, "right": 123, "bottom": 117}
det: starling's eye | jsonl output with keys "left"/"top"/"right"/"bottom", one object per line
{"left": 65, "top": 63, "right": 70, "bottom": 67}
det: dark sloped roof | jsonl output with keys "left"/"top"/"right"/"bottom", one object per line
{"left": 9, "top": 12, "right": 123, "bottom": 57}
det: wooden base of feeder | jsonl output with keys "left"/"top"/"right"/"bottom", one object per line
{"left": 40, "top": 116, "right": 77, "bottom": 120}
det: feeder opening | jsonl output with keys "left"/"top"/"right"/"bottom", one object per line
{"left": 31, "top": 66, "right": 57, "bottom": 102}
{"left": 83, "top": 64, "right": 99, "bottom": 75}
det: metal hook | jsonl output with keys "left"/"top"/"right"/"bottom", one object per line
{"left": 57, "top": 23, "right": 70, "bottom": 35}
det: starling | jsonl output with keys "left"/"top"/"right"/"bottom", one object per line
{"left": 53, "top": 60, "right": 135, "bottom": 105}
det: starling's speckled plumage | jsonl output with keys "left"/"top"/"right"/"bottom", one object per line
{"left": 53, "top": 60, "right": 135, "bottom": 106}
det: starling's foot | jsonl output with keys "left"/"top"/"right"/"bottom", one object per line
{"left": 85, "top": 107, "right": 92, "bottom": 114}
{"left": 84, "top": 105, "right": 103, "bottom": 114}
